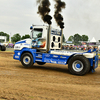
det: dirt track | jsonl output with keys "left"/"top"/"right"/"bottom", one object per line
{"left": 0, "top": 51, "right": 100, "bottom": 100}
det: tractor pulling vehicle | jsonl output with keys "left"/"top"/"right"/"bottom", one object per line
{"left": 13, "top": 25, "right": 98, "bottom": 75}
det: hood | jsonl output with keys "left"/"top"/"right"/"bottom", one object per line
{"left": 15, "top": 38, "right": 31, "bottom": 45}
{"left": 14, "top": 38, "right": 32, "bottom": 50}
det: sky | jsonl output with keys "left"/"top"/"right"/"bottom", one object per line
{"left": 0, "top": 0, "right": 100, "bottom": 41}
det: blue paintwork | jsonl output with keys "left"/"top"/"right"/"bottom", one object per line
{"left": 76, "top": 64, "right": 81, "bottom": 68}
{"left": 88, "top": 58, "right": 94, "bottom": 66}
{"left": 30, "top": 26, "right": 33, "bottom": 30}
{"left": 13, "top": 48, "right": 98, "bottom": 72}
{"left": 25, "top": 58, "right": 28, "bottom": 62}
{"left": 13, "top": 48, "right": 36, "bottom": 63}
{"left": 94, "top": 52, "right": 98, "bottom": 69}
{"left": 15, "top": 40, "right": 26, "bottom": 44}
{"left": 13, "top": 48, "right": 70, "bottom": 65}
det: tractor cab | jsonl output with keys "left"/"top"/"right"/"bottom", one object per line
{"left": 30, "top": 25, "right": 62, "bottom": 52}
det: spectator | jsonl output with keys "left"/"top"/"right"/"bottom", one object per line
{"left": 93, "top": 46, "right": 98, "bottom": 52}
{"left": 87, "top": 46, "right": 92, "bottom": 53}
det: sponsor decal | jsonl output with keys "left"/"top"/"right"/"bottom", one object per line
{"left": 44, "top": 59, "right": 50, "bottom": 63}
{"left": 15, "top": 46, "right": 20, "bottom": 48}
{"left": 53, "top": 55, "right": 58, "bottom": 58}
{"left": 36, "top": 60, "right": 42, "bottom": 61}
{"left": 45, "top": 54, "right": 50, "bottom": 57}
{"left": 15, "top": 56, "right": 19, "bottom": 58}
{"left": 60, "top": 56, "right": 66, "bottom": 59}
{"left": 58, "top": 61, "right": 66, "bottom": 65}
{"left": 51, "top": 50, "right": 74, "bottom": 54}
{"left": 51, "top": 60, "right": 57, "bottom": 64}
{"left": 38, "top": 54, "right": 42, "bottom": 57}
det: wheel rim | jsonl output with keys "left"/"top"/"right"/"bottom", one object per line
{"left": 72, "top": 60, "right": 83, "bottom": 72}
{"left": 23, "top": 56, "right": 31, "bottom": 65}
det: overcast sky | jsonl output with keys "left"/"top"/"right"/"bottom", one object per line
{"left": 0, "top": 0, "right": 100, "bottom": 41}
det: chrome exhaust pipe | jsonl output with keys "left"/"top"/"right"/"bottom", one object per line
{"left": 61, "top": 29, "right": 63, "bottom": 50}
{"left": 47, "top": 25, "right": 51, "bottom": 52}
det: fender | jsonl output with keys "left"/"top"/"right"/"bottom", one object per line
{"left": 66, "top": 53, "right": 83, "bottom": 64}
{"left": 13, "top": 48, "right": 36, "bottom": 63}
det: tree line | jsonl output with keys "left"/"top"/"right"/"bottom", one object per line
{"left": 0, "top": 32, "right": 9, "bottom": 41}
{"left": 0, "top": 32, "right": 30, "bottom": 43}
{"left": 0, "top": 31, "right": 66, "bottom": 43}
{"left": 67, "top": 33, "right": 89, "bottom": 45}
{"left": 11, "top": 34, "right": 30, "bottom": 43}
{"left": 0, "top": 32, "right": 89, "bottom": 45}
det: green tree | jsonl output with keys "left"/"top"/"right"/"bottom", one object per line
{"left": 11, "top": 33, "right": 21, "bottom": 43}
{"left": 81, "top": 35, "right": 88, "bottom": 41}
{"left": 74, "top": 33, "right": 82, "bottom": 45}
{"left": 68, "top": 36, "right": 74, "bottom": 42}
{"left": 0, "top": 32, "right": 9, "bottom": 41}
{"left": 68, "top": 33, "right": 89, "bottom": 45}
{"left": 21, "top": 34, "right": 30, "bottom": 40}
{"left": 37, "top": 33, "right": 42, "bottom": 38}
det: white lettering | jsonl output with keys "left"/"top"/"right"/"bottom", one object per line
{"left": 53, "top": 55, "right": 58, "bottom": 58}
{"left": 15, "top": 56, "right": 19, "bottom": 58}
{"left": 51, "top": 60, "right": 57, "bottom": 63}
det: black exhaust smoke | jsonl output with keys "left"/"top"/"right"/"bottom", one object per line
{"left": 37, "top": 0, "right": 52, "bottom": 25}
{"left": 54, "top": 0, "right": 66, "bottom": 29}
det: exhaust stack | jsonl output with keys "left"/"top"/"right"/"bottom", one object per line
{"left": 61, "top": 29, "right": 63, "bottom": 49}
{"left": 47, "top": 25, "right": 51, "bottom": 52}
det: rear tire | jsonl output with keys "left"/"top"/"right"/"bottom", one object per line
{"left": 21, "top": 53, "right": 33, "bottom": 68}
{"left": 68, "top": 55, "right": 90, "bottom": 76}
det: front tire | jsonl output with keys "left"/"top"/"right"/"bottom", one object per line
{"left": 21, "top": 53, "right": 33, "bottom": 68}
{"left": 68, "top": 55, "right": 90, "bottom": 76}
